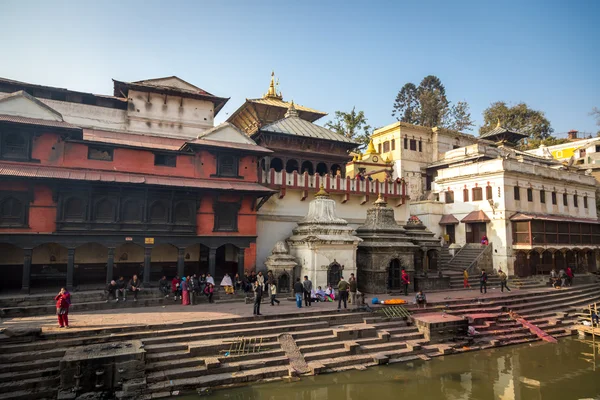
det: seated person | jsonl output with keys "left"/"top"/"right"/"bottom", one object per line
{"left": 158, "top": 276, "right": 170, "bottom": 298}
{"left": 592, "top": 311, "right": 600, "bottom": 326}
{"left": 315, "top": 286, "right": 326, "bottom": 302}
{"left": 105, "top": 280, "right": 118, "bottom": 301}
{"left": 324, "top": 285, "right": 335, "bottom": 301}
{"left": 220, "top": 273, "right": 234, "bottom": 294}
{"left": 127, "top": 275, "right": 143, "bottom": 301}
{"left": 415, "top": 291, "right": 427, "bottom": 309}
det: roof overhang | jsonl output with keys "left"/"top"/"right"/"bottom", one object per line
{"left": 510, "top": 212, "right": 600, "bottom": 224}
{"left": 461, "top": 210, "right": 491, "bottom": 223}
{"left": 439, "top": 214, "right": 460, "bottom": 225}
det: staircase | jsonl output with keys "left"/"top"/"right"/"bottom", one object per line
{"left": 438, "top": 245, "right": 453, "bottom": 269}
{"left": 445, "top": 244, "right": 489, "bottom": 272}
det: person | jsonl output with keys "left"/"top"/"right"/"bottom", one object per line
{"left": 220, "top": 273, "right": 234, "bottom": 295}
{"left": 267, "top": 271, "right": 275, "bottom": 295}
{"left": 270, "top": 282, "right": 280, "bottom": 306}
{"left": 415, "top": 291, "right": 427, "bottom": 309}
{"left": 303, "top": 276, "right": 313, "bottom": 307}
{"left": 55, "top": 287, "right": 71, "bottom": 328}
{"left": 234, "top": 273, "right": 243, "bottom": 292}
{"left": 498, "top": 269, "right": 511, "bottom": 292}
{"left": 463, "top": 269, "right": 471, "bottom": 289}
{"left": 199, "top": 273, "right": 207, "bottom": 292}
{"left": 105, "top": 280, "right": 118, "bottom": 301}
{"left": 249, "top": 271, "right": 257, "bottom": 285}
{"left": 550, "top": 268, "right": 560, "bottom": 287}
{"left": 128, "top": 275, "right": 143, "bottom": 302}
{"left": 204, "top": 282, "right": 214, "bottom": 303}
{"left": 293, "top": 278, "right": 304, "bottom": 308}
{"left": 559, "top": 268, "right": 567, "bottom": 288}
{"left": 116, "top": 276, "right": 127, "bottom": 302}
{"left": 171, "top": 275, "right": 181, "bottom": 301}
{"left": 181, "top": 276, "right": 190, "bottom": 305}
{"left": 592, "top": 310, "right": 600, "bottom": 326}
{"left": 243, "top": 272, "right": 251, "bottom": 292}
{"left": 189, "top": 274, "right": 200, "bottom": 304}
{"left": 401, "top": 269, "right": 410, "bottom": 296}
{"left": 349, "top": 274, "right": 358, "bottom": 306}
{"left": 253, "top": 280, "right": 263, "bottom": 316}
{"left": 206, "top": 274, "right": 215, "bottom": 286}
{"left": 325, "top": 284, "right": 335, "bottom": 301}
{"left": 315, "top": 286, "right": 327, "bottom": 302}
{"left": 257, "top": 271, "right": 265, "bottom": 290}
{"left": 480, "top": 270, "right": 488, "bottom": 294}
{"left": 481, "top": 235, "right": 489, "bottom": 245}
{"left": 158, "top": 276, "right": 170, "bottom": 298}
{"left": 337, "top": 276, "right": 349, "bottom": 310}
{"left": 566, "top": 266, "right": 574, "bottom": 287}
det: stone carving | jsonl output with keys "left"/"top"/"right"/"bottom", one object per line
{"left": 264, "top": 241, "right": 298, "bottom": 293}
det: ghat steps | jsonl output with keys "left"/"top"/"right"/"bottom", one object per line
{"left": 1, "top": 285, "right": 599, "bottom": 399}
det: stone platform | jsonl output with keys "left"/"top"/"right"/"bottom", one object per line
{"left": 412, "top": 313, "right": 467, "bottom": 342}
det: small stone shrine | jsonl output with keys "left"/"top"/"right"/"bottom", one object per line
{"left": 264, "top": 241, "right": 298, "bottom": 293}
{"left": 404, "top": 215, "right": 442, "bottom": 274}
{"left": 287, "top": 186, "right": 362, "bottom": 289}
{"left": 355, "top": 195, "right": 417, "bottom": 294}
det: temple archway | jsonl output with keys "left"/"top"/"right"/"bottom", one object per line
{"left": 586, "top": 250, "right": 597, "bottom": 272}
{"left": 388, "top": 258, "right": 402, "bottom": 290}
{"left": 426, "top": 250, "right": 438, "bottom": 271}
{"left": 74, "top": 242, "right": 108, "bottom": 288}
{"left": 529, "top": 251, "right": 540, "bottom": 275}
{"left": 554, "top": 251, "right": 565, "bottom": 270}
{"left": 216, "top": 244, "right": 239, "bottom": 279}
{"left": 278, "top": 272, "right": 290, "bottom": 293}
{"left": 331, "top": 164, "right": 342, "bottom": 177}
{"left": 270, "top": 158, "right": 283, "bottom": 172}
{"left": 514, "top": 251, "right": 528, "bottom": 277}
{"left": 327, "top": 261, "right": 341, "bottom": 287}
{"left": 316, "top": 162, "right": 328, "bottom": 176}
{"left": 285, "top": 159, "right": 299, "bottom": 174}
{"left": 31, "top": 243, "right": 69, "bottom": 289}
{"left": 301, "top": 161, "right": 314, "bottom": 175}
{"left": 182, "top": 243, "right": 209, "bottom": 277}
{"left": 114, "top": 242, "right": 144, "bottom": 281}
{"left": 541, "top": 250, "right": 553, "bottom": 274}
{"left": 565, "top": 250, "right": 576, "bottom": 270}
{"left": 151, "top": 244, "right": 178, "bottom": 281}
{"left": 0, "top": 243, "right": 23, "bottom": 291}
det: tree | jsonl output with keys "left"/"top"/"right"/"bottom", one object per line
{"left": 591, "top": 107, "right": 600, "bottom": 135}
{"left": 325, "top": 107, "right": 372, "bottom": 149}
{"left": 392, "top": 75, "right": 474, "bottom": 131}
{"left": 479, "top": 102, "right": 553, "bottom": 140}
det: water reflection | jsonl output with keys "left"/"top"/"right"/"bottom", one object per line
{"left": 184, "top": 338, "right": 599, "bottom": 400}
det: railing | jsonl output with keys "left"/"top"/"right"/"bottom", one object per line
{"left": 467, "top": 243, "right": 494, "bottom": 275}
{"left": 260, "top": 168, "right": 406, "bottom": 199}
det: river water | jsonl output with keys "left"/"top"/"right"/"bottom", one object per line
{"left": 189, "top": 337, "right": 599, "bottom": 400}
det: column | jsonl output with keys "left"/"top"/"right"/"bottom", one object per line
{"left": 143, "top": 247, "right": 151, "bottom": 285}
{"left": 177, "top": 248, "right": 185, "bottom": 278}
{"left": 66, "top": 248, "right": 75, "bottom": 291}
{"left": 208, "top": 248, "right": 217, "bottom": 277}
{"left": 237, "top": 249, "right": 245, "bottom": 278}
{"left": 106, "top": 248, "right": 115, "bottom": 285}
{"left": 21, "top": 248, "right": 32, "bottom": 294}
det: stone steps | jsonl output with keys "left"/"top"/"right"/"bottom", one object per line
{"left": 0, "top": 366, "right": 58, "bottom": 382}
{"left": 0, "top": 357, "right": 62, "bottom": 373}
{"left": 0, "top": 375, "right": 60, "bottom": 394}
{"left": 0, "top": 388, "right": 56, "bottom": 400}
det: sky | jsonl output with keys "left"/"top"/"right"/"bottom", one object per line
{"left": 0, "top": 0, "right": 598, "bottom": 136}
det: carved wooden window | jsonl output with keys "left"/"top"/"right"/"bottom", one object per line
{"left": 64, "top": 197, "right": 85, "bottom": 221}
{"left": 1, "top": 131, "right": 29, "bottom": 160}
{"left": 527, "top": 188, "right": 533, "bottom": 202}
{"left": 94, "top": 198, "right": 115, "bottom": 221}
{"left": 174, "top": 202, "right": 191, "bottom": 223}
{"left": 403, "top": 137, "right": 408, "bottom": 149}
{"left": 540, "top": 190, "right": 546, "bottom": 204}
{"left": 383, "top": 141, "right": 390, "bottom": 153}
{"left": 445, "top": 191, "right": 454, "bottom": 204}
{"left": 216, "top": 154, "right": 238, "bottom": 177}
{"left": 563, "top": 193, "right": 568, "bottom": 206}
{"left": 551, "top": 192, "right": 557, "bottom": 205}
{"left": 154, "top": 153, "right": 177, "bottom": 167}
{"left": 409, "top": 139, "right": 417, "bottom": 151}
{"left": 122, "top": 199, "right": 143, "bottom": 222}
{"left": 0, "top": 197, "right": 25, "bottom": 226}
{"left": 463, "top": 189, "right": 469, "bottom": 202}
{"left": 514, "top": 186, "right": 520, "bottom": 201}
{"left": 378, "top": 143, "right": 382, "bottom": 153}
{"left": 472, "top": 187, "right": 483, "bottom": 201}
{"left": 391, "top": 139, "right": 395, "bottom": 151}
{"left": 486, "top": 186, "right": 493, "bottom": 200}
{"left": 214, "top": 202, "right": 239, "bottom": 232}
{"left": 149, "top": 201, "right": 168, "bottom": 223}
{"left": 88, "top": 146, "right": 113, "bottom": 161}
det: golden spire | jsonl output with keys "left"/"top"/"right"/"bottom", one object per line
{"left": 285, "top": 100, "right": 299, "bottom": 118}
{"left": 365, "top": 139, "right": 377, "bottom": 155}
{"left": 374, "top": 193, "right": 387, "bottom": 206}
{"left": 314, "top": 184, "right": 330, "bottom": 198}
{"left": 496, "top": 118, "right": 501, "bottom": 129}
{"left": 383, "top": 155, "right": 390, "bottom": 164}
{"left": 264, "top": 71, "right": 282, "bottom": 99}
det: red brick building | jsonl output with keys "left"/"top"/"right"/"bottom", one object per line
{"left": 0, "top": 78, "right": 272, "bottom": 293}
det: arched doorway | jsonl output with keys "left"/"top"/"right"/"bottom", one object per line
{"left": 31, "top": 243, "right": 68, "bottom": 289}
{"left": 426, "top": 250, "right": 438, "bottom": 271}
{"left": 554, "top": 251, "right": 565, "bottom": 270}
{"left": 565, "top": 250, "right": 576, "bottom": 271}
{"left": 327, "top": 261, "right": 341, "bottom": 287}
{"left": 278, "top": 272, "right": 291, "bottom": 293}
{"left": 586, "top": 250, "right": 597, "bottom": 272}
{"left": 301, "top": 161, "right": 314, "bottom": 175}
{"left": 541, "top": 250, "right": 553, "bottom": 274}
{"left": 114, "top": 242, "right": 144, "bottom": 281}
{"left": 0, "top": 243, "right": 24, "bottom": 291}
{"left": 270, "top": 158, "right": 283, "bottom": 172}
{"left": 285, "top": 159, "right": 299, "bottom": 173}
{"left": 316, "top": 162, "right": 328, "bottom": 176}
{"left": 514, "top": 251, "right": 528, "bottom": 277}
{"left": 414, "top": 250, "right": 424, "bottom": 275}
{"left": 74, "top": 242, "right": 108, "bottom": 288}
{"left": 388, "top": 258, "right": 402, "bottom": 290}
{"left": 529, "top": 252, "right": 540, "bottom": 275}
{"left": 216, "top": 244, "right": 239, "bottom": 279}
{"left": 151, "top": 244, "right": 178, "bottom": 281}
{"left": 182, "top": 244, "right": 209, "bottom": 277}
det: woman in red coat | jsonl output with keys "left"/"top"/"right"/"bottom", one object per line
{"left": 55, "top": 287, "right": 71, "bottom": 328}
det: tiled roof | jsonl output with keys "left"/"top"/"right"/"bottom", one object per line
{"left": 261, "top": 115, "right": 357, "bottom": 144}
{"left": 439, "top": 214, "right": 460, "bottom": 225}
{"left": 248, "top": 98, "right": 326, "bottom": 115}
{"left": 83, "top": 129, "right": 185, "bottom": 151}
{"left": 0, "top": 162, "right": 274, "bottom": 193}
{"left": 479, "top": 126, "right": 528, "bottom": 140}
{"left": 183, "top": 138, "right": 272, "bottom": 154}
{"left": 461, "top": 210, "right": 491, "bottom": 223}
{"left": 510, "top": 212, "right": 600, "bottom": 224}
{"left": 0, "top": 114, "right": 80, "bottom": 130}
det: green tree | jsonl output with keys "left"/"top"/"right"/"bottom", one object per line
{"left": 479, "top": 102, "right": 553, "bottom": 140}
{"left": 416, "top": 75, "right": 449, "bottom": 128}
{"left": 391, "top": 83, "right": 420, "bottom": 124}
{"left": 443, "top": 101, "right": 475, "bottom": 132}
{"left": 325, "top": 107, "right": 372, "bottom": 149}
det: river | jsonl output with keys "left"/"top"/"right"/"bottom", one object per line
{"left": 185, "top": 337, "right": 599, "bottom": 400}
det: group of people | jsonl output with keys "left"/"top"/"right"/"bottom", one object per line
{"left": 160, "top": 274, "right": 216, "bottom": 305}
{"left": 550, "top": 267, "right": 575, "bottom": 288}
{"left": 105, "top": 275, "right": 144, "bottom": 302}
{"left": 290, "top": 274, "right": 360, "bottom": 311}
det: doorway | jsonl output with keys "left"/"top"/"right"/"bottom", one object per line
{"left": 466, "top": 223, "right": 486, "bottom": 244}
{"left": 388, "top": 259, "right": 402, "bottom": 290}
{"left": 446, "top": 225, "right": 456, "bottom": 244}
{"left": 327, "top": 261, "right": 341, "bottom": 286}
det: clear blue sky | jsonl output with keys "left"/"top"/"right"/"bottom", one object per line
{"left": 1, "top": 0, "right": 598, "bottom": 136}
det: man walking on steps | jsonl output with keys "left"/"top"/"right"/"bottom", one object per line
{"left": 349, "top": 274, "right": 358, "bottom": 306}
{"left": 480, "top": 270, "right": 488, "bottom": 294}
{"left": 401, "top": 269, "right": 410, "bottom": 296}
{"left": 337, "top": 276, "right": 349, "bottom": 310}
{"left": 498, "top": 269, "right": 511, "bottom": 293}
{"left": 303, "top": 275, "right": 313, "bottom": 307}
{"left": 253, "top": 280, "right": 263, "bottom": 316}
{"left": 294, "top": 278, "right": 304, "bottom": 308}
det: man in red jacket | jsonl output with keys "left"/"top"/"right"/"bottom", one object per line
{"left": 401, "top": 269, "right": 410, "bottom": 296}
{"left": 171, "top": 275, "right": 181, "bottom": 301}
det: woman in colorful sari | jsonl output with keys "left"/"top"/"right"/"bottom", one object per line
{"left": 55, "top": 287, "right": 71, "bottom": 328}
{"left": 181, "top": 276, "right": 190, "bottom": 305}
{"left": 220, "top": 273, "right": 234, "bottom": 294}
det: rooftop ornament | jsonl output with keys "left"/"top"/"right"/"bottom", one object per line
{"left": 364, "top": 139, "right": 378, "bottom": 155}
{"left": 284, "top": 100, "right": 299, "bottom": 118}
{"left": 314, "top": 184, "right": 330, "bottom": 198}
{"left": 264, "top": 71, "right": 283, "bottom": 100}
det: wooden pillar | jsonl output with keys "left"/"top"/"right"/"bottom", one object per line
{"left": 106, "top": 247, "right": 115, "bottom": 285}
{"left": 143, "top": 247, "right": 151, "bottom": 285}
{"left": 21, "top": 248, "right": 32, "bottom": 294}
{"left": 237, "top": 248, "right": 245, "bottom": 278}
{"left": 209, "top": 248, "right": 217, "bottom": 277}
{"left": 66, "top": 248, "right": 75, "bottom": 291}
{"left": 177, "top": 248, "right": 185, "bottom": 278}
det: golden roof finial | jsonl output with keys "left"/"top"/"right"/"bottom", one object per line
{"left": 496, "top": 118, "right": 501, "bottom": 129}
{"left": 374, "top": 193, "right": 387, "bottom": 206}
{"left": 264, "top": 71, "right": 282, "bottom": 99}
{"left": 315, "top": 184, "right": 330, "bottom": 198}
{"left": 365, "top": 139, "right": 377, "bottom": 155}
{"left": 285, "top": 100, "right": 299, "bottom": 118}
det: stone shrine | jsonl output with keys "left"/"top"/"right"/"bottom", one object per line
{"left": 287, "top": 186, "right": 362, "bottom": 289}
{"left": 404, "top": 215, "right": 442, "bottom": 274}
{"left": 355, "top": 195, "right": 417, "bottom": 294}
{"left": 264, "top": 241, "right": 298, "bottom": 293}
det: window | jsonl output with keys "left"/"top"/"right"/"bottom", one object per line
{"left": 391, "top": 139, "right": 395, "bottom": 151}
{"left": 64, "top": 197, "right": 85, "bottom": 221}
{"left": 445, "top": 191, "right": 454, "bottom": 204}
{"left": 418, "top": 141, "right": 422, "bottom": 152}
{"left": 216, "top": 154, "right": 238, "bottom": 177}
{"left": 409, "top": 139, "right": 417, "bottom": 151}
{"left": 540, "top": 190, "right": 545, "bottom": 204}
{"left": 88, "top": 146, "right": 113, "bottom": 161}
{"left": 527, "top": 188, "right": 533, "bottom": 202}
{"left": 154, "top": 153, "right": 177, "bottom": 167}
{"left": 214, "top": 202, "right": 239, "bottom": 232}
{"left": 378, "top": 143, "right": 382, "bottom": 153}
{"left": 0, "top": 196, "right": 26, "bottom": 227}
{"left": 584, "top": 196, "right": 588, "bottom": 209}
{"left": 403, "top": 137, "right": 408, "bottom": 149}
{"left": 149, "top": 201, "right": 168, "bottom": 223}
{"left": 463, "top": 189, "right": 469, "bottom": 202}
{"left": 1, "top": 131, "right": 29, "bottom": 160}
{"left": 174, "top": 202, "right": 191, "bottom": 223}
{"left": 574, "top": 195, "right": 578, "bottom": 207}
{"left": 94, "top": 198, "right": 115, "bottom": 221}
{"left": 596, "top": 145, "right": 600, "bottom": 153}
{"left": 486, "top": 186, "right": 493, "bottom": 200}
{"left": 122, "top": 199, "right": 143, "bottom": 222}
{"left": 563, "top": 193, "right": 568, "bottom": 206}
{"left": 472, "top": 187, "right": 483, "bottom": 201}
{"left": 514, "top": 186, "right": 520, "bottom": 201}
{"left": 383, "top": 141, "right": 390, "bottom": 153}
